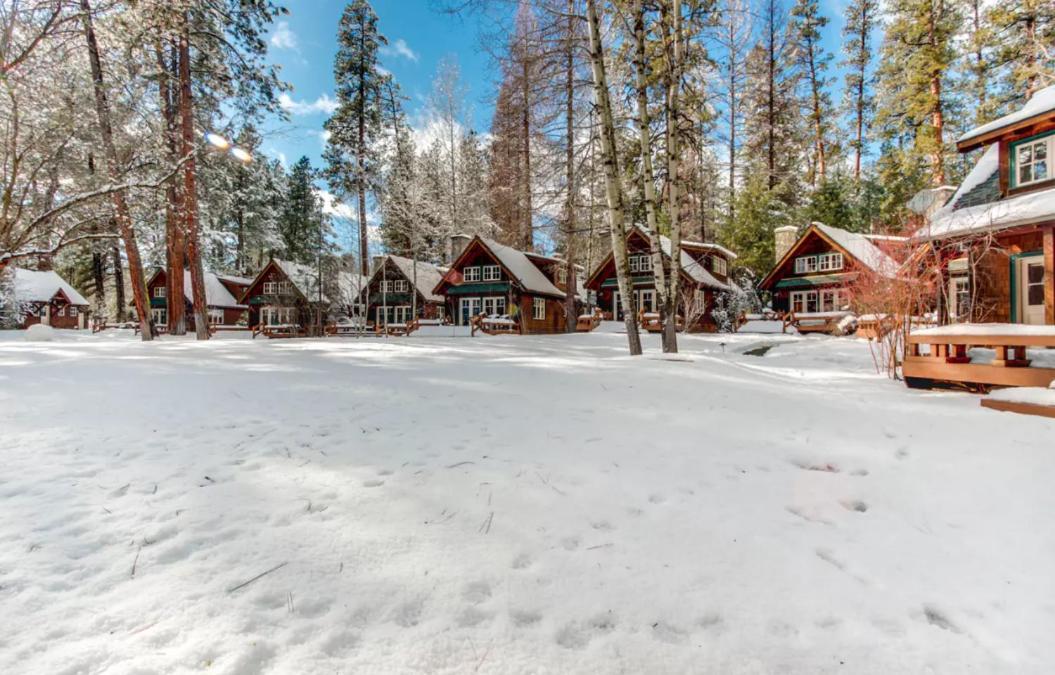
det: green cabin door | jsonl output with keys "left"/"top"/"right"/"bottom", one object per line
{"left": 1016, "top": 255, "right": 1045, "bottom": 325}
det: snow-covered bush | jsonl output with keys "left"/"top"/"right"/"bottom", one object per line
{"left": 0, "top": 267, "right": 16, "bottom": 329}
{"left": 24, "top": 324, "right": 56, "bottom": 341}
{"left": 711, "top": 271, "right": 761, "bottom": 333}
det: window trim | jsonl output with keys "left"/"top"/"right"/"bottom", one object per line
{"left": 482, "top": 265, "right": 501, "bottom": 281}
{"left": 532, "top": 296, "right": 546, "bottom": 320}
{"left": 153, "top": 286, "right": 166, "bottom": 298}
{"left": 1010, "top": 131, "right": 1054, "bottom": 189}
{"left": 628, "top": 254, "right": 652, "bottom": 274}
{"left": 463, "top": 266, "right": 481, "bottom": 282}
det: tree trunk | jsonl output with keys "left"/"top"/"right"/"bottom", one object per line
{"left": 563, "top": 0, "right": 577, "bottom": 333}
{"left": 853, "top": 5, "right": 866, "bottom": 183}
{"left": 661, "top": 0, "right": 682, "bottom": 354}
{"left": 111, "top": 240, "right": 125, "bottom": 322}
{"left": 806, "top": 40, "right": 826, "bottom": 184}
{"left": 633, "top": 0, "right": 669, "bottom": 327}
{"left": 357, "top": 28, "right": 370, "bottom": 276}
{"left": 81, "top": 0, "right": 151, "bottom": 340}
{"left": 156, "top": 41, "right": 185, "bottom": 335}
{"left": 586, "top": 0, "right": 641, "bottom": 355}
{"left": 521, "top": 57, "right": 533, "bottom": 251}
{"left": 178, "top": 17, "right": 209, "bottom": 339}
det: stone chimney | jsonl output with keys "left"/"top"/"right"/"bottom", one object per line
{"left": 774, "top": 225, "right": 799, "bottom": 262}
{"left": 907, "top": 186, "right": 957, "bottom": 222}
{"left": 450, "top": 233, "right": 472, "bottom": 264}
{"left": 371, "top": 255, "right": 384, "bottom": 274}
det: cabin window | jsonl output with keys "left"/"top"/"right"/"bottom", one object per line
{"left": 692, "top": 290, "right": 706, "bottom": 314}
{"left": 482, "top": 265, "right": 501, "bottom": 281}
{"left": 818, "top": 252, "right": 843, "bottom": 272}
{"left": 950, "top": 275, "right": 971, "bottom": 322}
{"left": 153, "top": 286, "right": 166, "bottom": 298}
{"left": 483, "top": 296, "right": 506, "bottom": 316}
{"left": 463, "top": 266, "right": 481, "bottom": 282}
{"left": 261, "top": 306, "right": 295, "bottom": 325}
{"left": 794, "top": 256, "right": 818, "bottom": 274}
{"left": 263, "top": 281, "right": 292, "bottom": 295}
{"left": 393, "top": 279, "right": 408, "bottom": 293}
{"left": 556, "top": 267, "right": 567, "bottom": 284}
{"left": 711, "top": 256, "right": 727, "bottom": 276}
{"left": 69, "top": 306, "right": 77, "bottom": 317}
{"left": 1013, "top": 134, "right": 1052, "bottom": 187}
{"left": 628, "top": 255, "right": 652, "bottom": 273}
{"left": 532, "top": 297, "right": 546, "bottom": 320}
{"left": 208, "top": 309, "right": 224, "bottom": 325}
{"left": 57, "top": 305, "right": 65, "bottom": 316}
{"left": 790, "top": 290, "right": 819, "bottom": 314}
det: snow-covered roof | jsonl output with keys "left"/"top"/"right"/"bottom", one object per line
{"left": 215, "top": 273, "right": 254, "bottom": 286}
{"left": 658, "top": 235, "right": 731, "bottom": 290}
{"left": 387, "top": 255, "right": 448, "bottom": 303}
{"left": 12, "top": 268, "right": 89, "bottom": 305}
{"left": 814, "top": 223, "right": 900, "bottom": 277}
{"left": 275, "top": 259, "right": 328, "bottom": 303}
{"left": 337, "top": 270, "right": 370, "bottom": 305}
{"left": 916, "top": 143, "right": 1055, "bottom": 241}
{"left": 958, "top": 84, "right": 1055, "bottom": 146}
{"left": 682, "top": 239, "right": 738, "bottom": 260}
{"left": 478, "top": 238, "right": 565, "bottom": 298}
{"left": 191, "top": 270, "right": 246, "bottom": 309}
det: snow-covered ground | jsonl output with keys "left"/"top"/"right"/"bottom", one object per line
{"left": 1, "top": 327, "right": 1053, "bottom": 674}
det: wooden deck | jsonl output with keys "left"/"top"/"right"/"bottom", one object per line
{"left": 640, "top": 312, "right": 682, "bottom": 333}
{"left": 782, "top": 311, "right": 854, "bottom": 335}
{"left": 980, "top": 398, "right": 1055, "bottom": 419}
{"left": 904, "top": 329, "right": 1055, "bottom": 390}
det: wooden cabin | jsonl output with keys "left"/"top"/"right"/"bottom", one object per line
{"left": 583, "top": 227, "right": 737, "bottom": 332}
{"left": 759, "top": 222, "right": 904, "bottom": 322}
{"left": 433, "top": 235, "right": 578, "bottom": 334}
{"left": 912, "top": 84, "right": 1055, "bottom": 327}
{"left": 145, "top": 269, "right": 250, "bottom": 329}
{"left": 361, "top": 255, "right": 447, "bottom": 327}
{"left": 240, "top": 258, "right": 331, "bottom": 335}
{"left": 9, "top": 267, "right": 90, "bottom": 329}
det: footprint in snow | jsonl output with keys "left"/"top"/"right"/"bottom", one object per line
{"left": 511, "top": 553, "right": 533, "bottom": 570}
{"left": 840, "top": 499, "right": 869, "bottom": 513}
{"left": 510, "top": 609, "right": 542, "bottom": 627}
{"left": 362, "top": 479, "right": 384, "bottom": 488}
{"left": 462, "top": 581, "right": 492, "bottom": 605}
{"left": 377, "top": 468, "right": 394, "bottom": 476}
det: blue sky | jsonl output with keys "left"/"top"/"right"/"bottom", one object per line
{"left": 260, "top": 1, "right": 496, "bottom": 173}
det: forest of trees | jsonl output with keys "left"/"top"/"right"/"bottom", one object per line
{"left": 1, "top": 0, "right": 1052, "bottom": 340}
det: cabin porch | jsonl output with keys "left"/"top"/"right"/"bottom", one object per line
{"left": 903, "top": 325, "right": 1055, "bottom": 391}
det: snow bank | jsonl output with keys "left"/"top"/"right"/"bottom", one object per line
{"left": 986, "top": 386, "right": 1055, "bottom": 406}
{"left": 23, "top": 323, "right": 55, "bottom": 341}
{"left": 913, "top": 323, "right": 1055, "bottom": 338}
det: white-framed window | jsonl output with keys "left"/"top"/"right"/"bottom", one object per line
{"left": 57, "top": 305, "right": 65, "bottom": 316}
{"left": 692, "top": 290, "right": 706, "bottom": 314}
{"left": 556, "top": 267, "right": 567, "bottom": 285}
{"left": 950, "top": 275, "right": 971, "bottom": 323}
{"left": 482, "top": 296, "right": 506, "bottom": 316}
{"left": 532, "top": 296, "right": 546, "bottom": 320}
{"left": 263, "top": 280, "right": 292, "bottom": 295}
{"left": 711, "top": 256, "right": 727, "bottom": 276}
{"left": 790, "top": 290, "right": 818, "bottom": 314}
{"left": 1014, "top": 135, "right": 1052, "bottom": 187}
{"left": 153, "top": 286, "right": 166, "bottom": 298}
{"left": 68, "top": 306, "right": 78, "bottom": 317}
{"left": 261, "top": 306, "right": 295, "bottom": 326}
{"left": 482, "top": 265, "right": 501, "bottom": 281}
{"left": 628, "top": 255, "right": 652, "bottom": 273}
{"left": 390, "top": 279, "right": 408, "bottom": 293}
{"left": 151, "top": 308, "right": 167, "bottom": 326}
{"left": 208, "top": 309, "right": 224, "bottom": 325}
{"left": 794, "top": 255, "right": 819, "bottom": 274}
{"left": 463, "top": 266, "right": 481, "bottom": 282}
{"left": 818, "top": 252, "right": 844, "bottom": 272}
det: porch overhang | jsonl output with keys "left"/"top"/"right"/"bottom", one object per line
{"left": 774, "top": 273, "right": 856, "bottom": 289}
{"left": 599, "top": 275, "right": 654, "bottom": 289}
{"left": 444, "top": 282, "right": 512, "bottom": 296}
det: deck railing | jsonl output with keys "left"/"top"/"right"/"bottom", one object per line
{"left": 903, "top": 326, "right": 1055, "bottom": 390}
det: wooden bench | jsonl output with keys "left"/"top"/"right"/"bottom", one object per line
{"left": 782, "top": 311, "right": 855, "bottom": 335}
{"left": 904, "top": 328, "right": 1055, "bottom": 390}
{"left": 640, "top": 312, "right": 683, "bottom": 333}
{"left": 856, "top": 314, "right": 896, "bottom": 340}
{"left": 471, "top": 314, "right": 520, "bottom": 336}
{"left": 253, "top": 324, "right": 302, "bottom": 339}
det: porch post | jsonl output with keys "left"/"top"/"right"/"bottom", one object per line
{"left": 1045, "top": 225, "right": 1054, "bottom": 325}
{"left": 43, "top": 304, "right": 51, "bottom": 326}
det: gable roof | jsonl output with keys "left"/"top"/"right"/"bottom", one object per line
{"left": 146, "top": 268, "right": 248, "bottom": 309}
{"left": 275, "top": 259, "right": 328, "bottom": 303}
{"left": 12, "top": 268, "right": 89, "bottom": 305}
{"left": 437, "top": 236, "right": 565, "bottom": 298}
{"left": 759, "top": 223, "right": 901, "bottom": 290}
{"left": 914, "top": 142, "right": 1055, "bottom": 241}
{"left": 385, "top": 255, "right": 448, "bottom": 303}
{"left": 584, "top": 227, "right": 733, "bottom": 291}
{"left": 958, "top": 84, "right": 1055, "bottom": 150}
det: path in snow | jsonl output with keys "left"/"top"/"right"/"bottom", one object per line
{"left": 0, "top": 329, "right": 1053, "bottom": 673}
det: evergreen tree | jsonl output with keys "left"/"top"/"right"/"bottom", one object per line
{"left": 325, "top": 0, "right": 387, "bottom": 275}
{"left": 986, "top": 0, "right": 1055, "bottom": 103}
{"left": 840, "top": 0, "right": 877, "bottom": 182}
{"left": 280, "top": 157, "right": 332, "bottom": 265}
{"left": 791, "top": 0, "right": 835, "bottom": 186}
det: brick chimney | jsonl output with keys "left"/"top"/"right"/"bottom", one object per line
{"left": 774, "top": 225, "right": 799, "bottom": 262}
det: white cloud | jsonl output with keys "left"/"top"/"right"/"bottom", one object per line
{"left": 279, "top": 92, "right": 339, "bottom": 116}
{"left": 318, "top": 191, "right": 356, "bottom": 220}
{"left": 380, "top": 38, "right": 418, "bottom": 63}
{"left": 270, "top": 21, "right": 298, "bottom": 50}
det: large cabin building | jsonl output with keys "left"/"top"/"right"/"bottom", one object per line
{"left": 433, "top": 235, "right": 578, "bottom": 334}
{"left": 913, "top": 85, "right": 1055, "bottom": 326}
{"left": 759, "top": 222, "right": 903, "bottom": 315}
{"left": 9, "top": 268, "right": 90, "bottom": 329}
{"left": 361, "top": 255, "right": 447, "bottom": 327}
{"left": 240, "top": 258, "right": 332, "bottom": 332}
{"left": 145, "top": 269, "right": 251, "bottom": 329}
{"left": 583, "top": 227, "right": 736, "bottom": 332}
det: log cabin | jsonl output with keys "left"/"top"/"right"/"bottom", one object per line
{"left": 433, "top": 235, "right": 580, "bottom": 334}
{"left": 9, "top": 267, "right": 90, "bottom": 329}
{"left": 583, "top": 226, "right": 737, "bottom": 332}
{"left": 759, "top": 222, "right": 904, "bottom": 321}
{"left": 361, "top": 255, "right": 447, "bottom": 327}
{"left": 240, "top": 258, "right": 332, "bottom": 334}
{"left": 911, "top": 84, "right": 1055, "bottom": 327}
{"left": 145, "top": 268, "right": 251, "bottom": 329}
